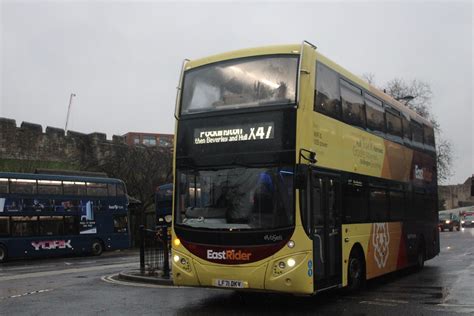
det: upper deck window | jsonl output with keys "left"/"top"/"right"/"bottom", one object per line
{"left": 180, "top": 55, "right": 298, "bottom": 115}
{"left": 365, "top": 94, "right": 385, "bottom": 133}
{"left": 315, "top": 63, "right": 341, "bottom": 119}
{"left": 340, "top": 80, "right": 365, "bottom": 128}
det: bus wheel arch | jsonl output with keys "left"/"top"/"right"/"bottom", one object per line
{"left": 0, "top": 243, "right": 8, "bottom": 263}
{"left": 347, "top": 243, "right": 366, "bottom": 291}
{"left": 91, "top": 239, "right": 104, "bottom": 256}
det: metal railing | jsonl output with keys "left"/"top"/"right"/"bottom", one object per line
{"left": 139, "top": 224, "right": 171, "bottom": 278}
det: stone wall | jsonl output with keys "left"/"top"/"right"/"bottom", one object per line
{"left": 0, "top": 117, "right": 127, "bottom": 172}
{"left": 439, "top": 176, "right": 474, "bottom": 209}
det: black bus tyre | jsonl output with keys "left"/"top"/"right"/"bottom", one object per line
{"left": 456, "top": 225, "right": 461, "bottom": 231}
{"left": 91, "top": 240, "right": 104, "bottom": 256}
{"left": 0, "top": 245, "right": 7, "bottom": 263}
{"left": 347, "top": 248, "right": 365, "bottom": 291}
{"left": 415, "top": 243, "right": 425, "bottom": 271}
{"left": 449, "top": 226, "right": 453, "bottom": 232}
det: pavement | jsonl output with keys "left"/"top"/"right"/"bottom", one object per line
{"left": 117, "top": 268, "right": 174, "bottom": 286}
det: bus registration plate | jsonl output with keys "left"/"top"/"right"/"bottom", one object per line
{"left": 213, "top": 279, "right": 246, "bottom": 289}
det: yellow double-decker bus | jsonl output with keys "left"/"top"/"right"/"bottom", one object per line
{"left": 171, "top": 41, "right": 439, "bottom": 294}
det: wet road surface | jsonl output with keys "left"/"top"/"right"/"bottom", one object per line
{"left": 1, "top": 229, "right": 474, "bottom": 315}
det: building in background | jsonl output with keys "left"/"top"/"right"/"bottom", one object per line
{"left": 123, "top": 132, "right": 174, "bottom": 148}
{"left": 439, "top": 176, "right": 474, "bottom": 210}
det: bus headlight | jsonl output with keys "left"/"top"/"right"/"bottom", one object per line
{"left": 272, "top": 254, "right": 306, "bottom": 277}
{"left": 445, "top": 220, "right": 450, "bottom": 224}
{"left": 287, "top": 240, "right": 295, "bottom": 248}
{"left": 174, "top": 238, "right": 181, "bottom": 247}
{"left": 173, "top": 253, "right": 192, "bottom": 272}
{"left": 461, "top": 220, "right": 465, "bottom": 224}
{"left": 287, "top": 258, "right": 296, "bottom": 268}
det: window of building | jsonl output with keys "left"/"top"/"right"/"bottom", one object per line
{"left": 411, "top": 121, "right": 424, "bottom": 144}
{"left": 389, "top": 190, "right": 404, "bottom": 221}
{"left": 113, "top": 215, "right": 128, "bottom": 233}
{"left": 365, "top": 94, "right": 385, "bottom": 133}
{"left": 143, "top": 136, "right": 157, "bottom": 146}
{"left": 385, "top": 109, "right": 403, "bottom": 138}
{"left": 159, "top": 139, "right": 171, "bottom": 147}
{"left": 424, "top": 125, "right": 435, "bottom": 146}
{"left": 314, "top": 63, "right": 341, "bottom": 119}
{"left": 369, "top": 188, "right": 388, "bottom": 222}
{"left": 341, "top": 80, "right": 365, "bottom": 128}
{"left": 133, "top": 137, "right": 140, "bottom": 145}
{"left": 343, "top": 179, "right": 368, "bottom": 223}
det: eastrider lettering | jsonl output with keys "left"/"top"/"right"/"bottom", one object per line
{"left": 31, "top": 240, "right": 72, "bottom": 251}
{"left": 206, "top": 249, "right": 252, "bottom": 261}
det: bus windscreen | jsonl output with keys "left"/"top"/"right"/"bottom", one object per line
{"left": 175, "top": 167, "right": 294, "bottom": 230}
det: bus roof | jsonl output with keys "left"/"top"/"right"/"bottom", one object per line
{"left": 0, "top": 172, "right": 125, "bottom": 185}
{"left": 183, "top": 42, "right": 432, "bottom": 128}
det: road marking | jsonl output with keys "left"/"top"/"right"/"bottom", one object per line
{"left": 359, "top": 300, "right": 397, "bottom": 307}
{"left": 0, "top": 289, "right": 53, "bottom": 301}
{"left": 374, "top": 298, "right": 408, "bottom": 304}
{"left": 101, "top": 274, "right": 189, "bottom": 289}
{"left": 0, "top": 262, "right": 137, "bottom": 282}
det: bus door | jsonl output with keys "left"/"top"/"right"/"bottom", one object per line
{"left": 310, "top": 171, "right": 342, "bottom": 290}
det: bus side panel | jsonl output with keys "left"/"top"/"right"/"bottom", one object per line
{"left": 342, "top": 222, "right": 405, "bottom": 286}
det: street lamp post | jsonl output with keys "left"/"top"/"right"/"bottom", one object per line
{"left": 64, "top": 93, "right": 76, "bottom": 134}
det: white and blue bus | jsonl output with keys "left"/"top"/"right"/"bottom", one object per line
{"left": 0, "top": 172, "right": 130, "bottom": 262}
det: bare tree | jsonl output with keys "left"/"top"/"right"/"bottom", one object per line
{"left": 383, "top": 78, "right": 453, "bottom": 183}
{"left": 361, "top": 72, "right": 375, "bottom": 85}
{"left": 84, "top": 145, "right": 173, "bottom": 213}
{"left": 384, "top": 78, "right": 434, "bottom": 124}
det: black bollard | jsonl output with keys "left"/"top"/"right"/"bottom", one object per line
{"left": 139, "top": 225, "right": 145, "bottom": 274}
{"left": 161, "top": 224, "right": 170, "bottom": 278}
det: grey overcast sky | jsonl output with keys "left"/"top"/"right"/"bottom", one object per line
{"left": 0, "top": 0, "right": 472, "bottom": 184}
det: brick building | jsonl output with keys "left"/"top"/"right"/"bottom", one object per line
{"left": 123, "top": 132, "right": 174, "bottom": 148}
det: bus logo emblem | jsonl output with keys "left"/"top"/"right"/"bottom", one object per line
{"left": 372, "top": 223, "right": 390, "bottom": 268}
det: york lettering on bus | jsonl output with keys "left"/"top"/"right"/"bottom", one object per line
{"left": 31, "top": 240, "right": 72, "bottom": 251}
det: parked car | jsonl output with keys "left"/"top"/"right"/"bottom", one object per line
{"left": 462, "top": 215, "right": 474, "bottom": 228}
{"left": 439, "top": 213, "right": 461, "bottom": 231}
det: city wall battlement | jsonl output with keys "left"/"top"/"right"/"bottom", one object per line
{"left": 0, "top": 117, "right": 127, "bottom": 166}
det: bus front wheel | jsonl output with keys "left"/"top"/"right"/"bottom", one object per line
{"left": 91, "top": 240, "right": 104, "bottom": 256}
{"left": 347, "top": 248, "right": 365, "bottom": 291}
{"left": 0, "top": 245, "right": 7, "bottom": 263}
